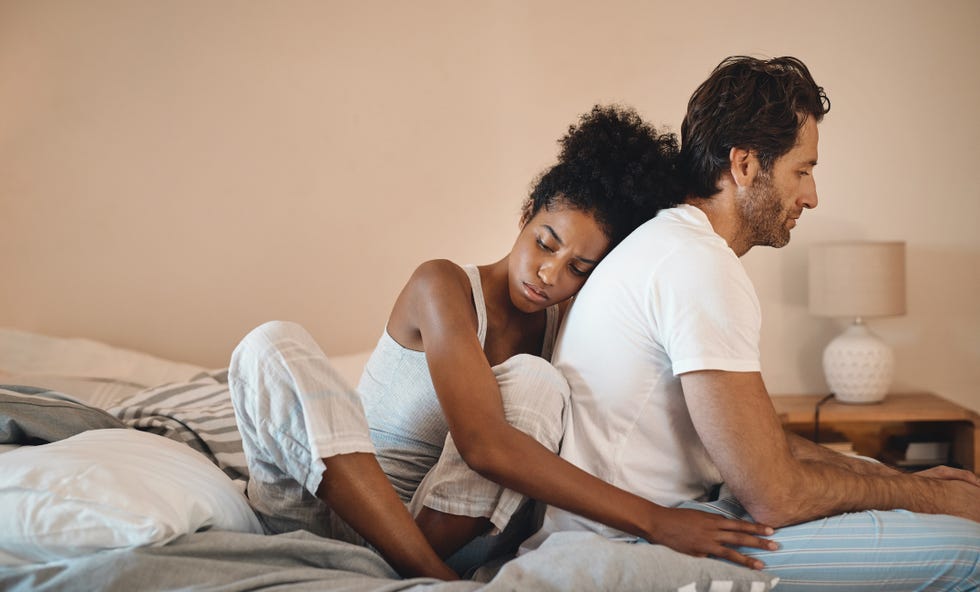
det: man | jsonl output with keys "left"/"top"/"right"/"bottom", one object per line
{"left": 535, "top": 56, "right": 980, "bottom": 589}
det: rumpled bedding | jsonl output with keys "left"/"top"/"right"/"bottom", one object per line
{"left": 0, "top": 387, "right": 778, "bottom": 592}
{"left": 0, "top": 527, "right": 779, "bottom": 592}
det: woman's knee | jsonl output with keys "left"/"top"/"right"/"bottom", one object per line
{"left": 231, "top": 321, "right": 314, "bottom": 375}
{"left": 492, "top": 354, "right": 568, "bottom": 448}
{"left": 493, "top": 354, "right": 568, "bottom": 404}
{"left": 239, "top": 320, "right": 312, "bottom": 353}
{"left": 229, "top": 321, "right": 314, "bottom": 416}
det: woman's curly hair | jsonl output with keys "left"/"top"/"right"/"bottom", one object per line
{"left": 521, "top": 105, "right": 681, "bottom": 248}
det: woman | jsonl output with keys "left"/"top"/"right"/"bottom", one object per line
{"left": 229, "top": 106, "right": 775, "bottom": 580}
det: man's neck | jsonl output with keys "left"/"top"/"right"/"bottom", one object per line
{"left": 684, "top": 192, "right": 751, "bottom": 257}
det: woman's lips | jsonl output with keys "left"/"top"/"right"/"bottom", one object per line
{"left": 522, "top": 282, "right": 549, "bottom": 304}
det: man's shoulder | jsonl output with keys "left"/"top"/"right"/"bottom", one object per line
{"left": 611, "top": 218, "right": 736, "bottom": 280}
{"left": 620, "top": 206, "right": 729, "bottom": 253}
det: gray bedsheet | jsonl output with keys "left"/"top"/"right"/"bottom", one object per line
{"left": 0, "top": 386, "right": 126, "bottom": 444}
{"left": 0, "top": 530, "right": 472, "bottom": 592}
{"left": 0, "top": 529, "right": 778, "bottom": 592}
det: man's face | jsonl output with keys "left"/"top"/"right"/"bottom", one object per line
{"left": 737, "top": 117, "right": 819, "bottom": 249}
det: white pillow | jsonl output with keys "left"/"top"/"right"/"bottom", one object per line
{"left": 0, "top": 429, "right": 262, "bottom": 565}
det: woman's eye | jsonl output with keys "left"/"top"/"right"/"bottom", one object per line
{"left": 536, "top": 238, "right": 555, "bottom": 252}
{"left": 570, "top": 264, "right": 589, "bottom": 277}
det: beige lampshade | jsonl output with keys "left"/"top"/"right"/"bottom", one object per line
{"left": 808, "top": 241, "right": 906, "bottom": 319}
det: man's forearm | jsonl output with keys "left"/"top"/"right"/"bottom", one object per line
{"left": 785, "top": 431, "right": 901, "bottom": 476}
{"left": 682, "top": 370, "right": 980, "bottom": 528}
{"left": 749, "top": 442, "right": 980, "bottom": 527}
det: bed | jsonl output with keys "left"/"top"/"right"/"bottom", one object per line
{"left": 0, "top": 327, "right": 779, "bottom": 591}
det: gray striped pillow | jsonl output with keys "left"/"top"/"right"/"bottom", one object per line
{"left": 110, "top": 371, "right": 247, "bottom": 483}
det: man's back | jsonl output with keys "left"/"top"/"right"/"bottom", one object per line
{"left": 542, "top": 204, "right": 761, "bottom": 539}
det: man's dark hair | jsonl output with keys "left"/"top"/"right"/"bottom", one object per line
{"left": 680, "top": 56, "right": 831, "bottom": 198}
{"left": 522, "top": 104, "right": 681, "bottom": 248}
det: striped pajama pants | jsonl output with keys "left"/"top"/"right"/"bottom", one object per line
{"left": 228, "top": 320, "right": 567, "bottom": 547}
{"left": 680, "top": 497, "right": 980, "bottom": 591}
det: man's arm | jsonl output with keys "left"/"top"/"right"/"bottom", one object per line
{"left": 786, "top": 430, "right": 980, "bottom": 483}
{"left": 784, "top": 431, "right": 900, "bottom": 476}
{"left": 680, "top": 370, "right": 980, "bottom": 527}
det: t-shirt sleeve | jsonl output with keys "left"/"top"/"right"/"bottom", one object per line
{"left": 649, "top": 243, "right": 762, "bottom": 376}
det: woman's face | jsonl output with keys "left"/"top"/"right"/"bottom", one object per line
{"left": 508, "top": 205, "right": 610, "bottom": 313}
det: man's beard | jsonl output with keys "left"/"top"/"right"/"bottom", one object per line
{"left": 737, "top": 170, "right": 791, "bottom": 249}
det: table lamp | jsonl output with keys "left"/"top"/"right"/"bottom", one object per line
{"left": 808, "top": 241, "right": 906, "bottom": 404}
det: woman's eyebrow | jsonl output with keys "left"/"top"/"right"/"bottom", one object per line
{"left": 544, "top": 224, "right": 600, "bottom": 265}
{"left": 543, "top": 224, "right": 563, "bottom": 245}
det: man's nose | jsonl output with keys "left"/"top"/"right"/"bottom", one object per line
{"left": 803, "top": 189, "right": 818, "bottom": 209}
{"left": 803, "top": 179, "right": 818, "bottom": 209}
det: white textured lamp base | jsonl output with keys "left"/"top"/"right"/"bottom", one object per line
{"left": 822, "top": 320, "right": 894, "bottom": 404}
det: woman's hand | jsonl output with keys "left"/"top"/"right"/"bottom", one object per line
{"left": 649, "top": 508, "right": 778, "bottom": 570}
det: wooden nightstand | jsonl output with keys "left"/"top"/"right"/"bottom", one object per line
{"left": 771, "top": 392, "right": 980, "bottom": 474}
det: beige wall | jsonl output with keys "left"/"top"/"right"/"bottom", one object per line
{"left": 2, "top": 0, "right": 978, "bottom": 412}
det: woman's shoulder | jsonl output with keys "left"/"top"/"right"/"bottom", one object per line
{"left": 402, "top": 259, "right": 473, "bottom": 305}
{"left": 412, "top": 259, "right": 466, "bottom": 281}
{"left": 412, "top": 258, "right": 464, "bottom": 277}
{"left": 388, "top": 259, "right": 477, "bottom": 348}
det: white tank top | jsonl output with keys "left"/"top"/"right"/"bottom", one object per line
{"left": 358, "top": 264, "right": 559, "bottom": 501}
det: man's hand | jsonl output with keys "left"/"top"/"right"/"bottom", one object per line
{"left": 932, "top": 479, "right": 980, "bottom": 523}
{"left": 914, "top": 465, "right": 980, "bottom": 487}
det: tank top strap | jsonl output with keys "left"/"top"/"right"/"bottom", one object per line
{"left": 540, "top": 304, "right": 560, "bottom": 361}
{"left": 461, "top": 264, "right": 488, "bottom": 347}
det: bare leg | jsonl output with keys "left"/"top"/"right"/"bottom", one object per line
{"left": 415, "top": 506, "right": 492, "bottom": 559}
{"left": 230, "top": 323, "right": 456, "bottom": 579}
{"left": 317, "top": 452, "right": 458, "bottom": 580}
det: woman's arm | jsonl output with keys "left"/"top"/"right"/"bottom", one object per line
{"left": 395, "top": 261, "right": 776, "bottom": 569}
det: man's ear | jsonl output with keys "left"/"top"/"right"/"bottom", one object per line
{"left": 729, "top": 147, "right": 761, "bottom": 189}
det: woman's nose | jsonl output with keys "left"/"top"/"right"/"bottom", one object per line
{"left": 537, "top": 264, "right": 554, "bottom": 286}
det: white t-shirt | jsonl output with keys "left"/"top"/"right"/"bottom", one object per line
{"left": 537, "top": 204, "right": 762, "bottom": 542}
